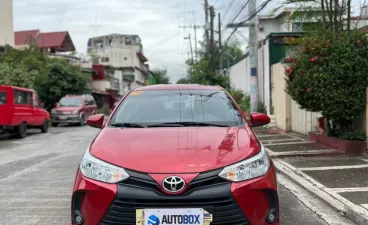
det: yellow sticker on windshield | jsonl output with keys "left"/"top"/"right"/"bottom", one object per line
{"left": 130, "top": 91, "right": 143, "bottom": 96}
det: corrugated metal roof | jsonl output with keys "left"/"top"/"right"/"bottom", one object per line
{"left": 14, "top": 29, "right": 40, "bottom": 45}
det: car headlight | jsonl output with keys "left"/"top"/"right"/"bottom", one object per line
{"left": 80, "top": 147, "right": 129, "bottom": 183}
{"left": 51, "top": 109, "right": 56, "bottom": 114}
{"left": 218, "top": 145, "right": 270, "bottom": 182}
{"left": 73, "top": 109, "right": 79, "bottom": 114}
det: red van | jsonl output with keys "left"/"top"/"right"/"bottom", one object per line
{"left": 0, "top": 85, "right": 50, "bottom": 138}
{"left": 50, "top": 94, "right": 97, "bottom": 127}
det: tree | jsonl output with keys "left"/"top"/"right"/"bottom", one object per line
{"left": 184, "top": 44, "right": 243, "bottom": 91}
{"left": 0, "top": 62, "right": 38, "bottom": 88}
{"left": 176, "top": 78, "right": 190, "bottom": 84}
{"left": 150, "top": 69, "right": 170, "bottom": 84}
{"left": 285, "top": 31, "right": 368, "bottom": 138}
{"left": 88, "top": 52, "right": 100, "bottom": 64}
{"left": 284, "top": 0, "right": 354, "bottom": 34}
{"left": 36, "top": 58, "right": 91, "bottom": 111}
{"left": 1, "top": 45, "right": 48, "bottom": 85}
{"left": 228, "top": 89, "right": 250, "bottom": 113}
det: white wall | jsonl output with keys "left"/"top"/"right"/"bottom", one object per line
{"left": 0, "top": 0, "right": 14, "bottom": 46}
{"left": 264, "top": 40, "right": 271, "bottom": 114}
{"left": 92, "top": 80, "right": 111, "bottom": 93}
{"left": 229, "top": 56, "right": 250, "bottom": 94}
{"left": 259, "top": 20, "right": 282, "bottom": 39}
{"left": 114, "top": 70, "right": 124, "bottom": 96}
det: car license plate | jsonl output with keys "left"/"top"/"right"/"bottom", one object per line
{"left": 136, "top": 208, "right": 212, "bottom": 225}
{"left": 59, "top": 116, "right": 67, "bottom": 120}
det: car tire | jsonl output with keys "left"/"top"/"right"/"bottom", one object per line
{"left": 41, "top": 120, "right": 49, "bottom": 133}
{"left": 79, "top": 114, "right": 85, "bottom": 126}
{"left": 15, "top": 122, "right": 27, "bottom": 139}
{"left": 51, "top": 123, "right": 59, "bottom": 127}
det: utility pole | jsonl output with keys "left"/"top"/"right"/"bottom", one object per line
{"left": 184, "top": 34, "right": 194, "bottom": 64}
{"left": 179, "top": 24, "right": 202, "bottom": 61}
{"left": 249, "top": 0, "right": 259, "bottom": 112}
{"left": 218, "top": 13, "right": 223, "bottom": 74}
{"left": 209, "top": 5, "right": 215, "bottom": 72}
{"left": 227, "top": 1, "right": 259, "bottom": 112}
{"left": 194, "top": 26, "right": 198, "bottom": 62}
{"left": 204, "top": 0, "right": 209, "bottom": 55}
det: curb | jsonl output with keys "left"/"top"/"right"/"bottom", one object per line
{"left": 270, "top": 152, "right": 368, "bottom": 225}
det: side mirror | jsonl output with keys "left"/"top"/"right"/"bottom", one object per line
{"left": 249, "top": 113, "right": 270, "bottom": 127}
{"left": 40, "top": 102, "right": 45, "bottom": 108}
{"left": 55, "top": 102, "right": 59, "bottom": 107}
{"left": 87, "top": 114, "right": 104, "bottom": 129}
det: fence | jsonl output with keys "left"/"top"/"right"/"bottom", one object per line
{"left": 271, "top": 63, "right": 321, "bottom": 134}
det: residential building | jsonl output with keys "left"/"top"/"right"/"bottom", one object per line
{"left": 87, "top": 34, "right": 149, "bottom": 91}
{"left": 0, "top": 0, "right": 14, "bottom": 48}
{"left": 14, "top": 30, "right": 76, "bottom": 53}
{"left": 228, "top": 6, "right": 320, "bottom": 114}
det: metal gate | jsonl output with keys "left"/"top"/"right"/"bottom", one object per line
{"left": 290, "top": 99, "right": 321, "bottom": 134}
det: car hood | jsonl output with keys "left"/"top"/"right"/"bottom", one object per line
{"left": 54, "top": 106, "right": 81, "bottom": 111}
{"left": 90, "top": 126, "right": 261, "bottom": 173}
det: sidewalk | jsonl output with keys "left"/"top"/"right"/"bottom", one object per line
{"left": 253, "top": 127, "right": 368, "bottom": 225}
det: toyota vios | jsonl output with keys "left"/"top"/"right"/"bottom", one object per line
{"left": 72, "top": 84, "right": 279, "bottom": 225}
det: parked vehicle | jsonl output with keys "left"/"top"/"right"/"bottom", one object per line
{"left": 51, "top": 94, "right": 96, "bottom": 127}
{"left": 0, "top": 85, "right": 50, "bottom": 138}
{"left": 71, "top": 85, "right": 278, "bottom": 225}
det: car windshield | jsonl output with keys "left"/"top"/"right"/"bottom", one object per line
{"left": 110, "top": 89, "right": 245, "bottom": 127}
{"left": 59, "top": 97, "right": 83, "bottom": 107}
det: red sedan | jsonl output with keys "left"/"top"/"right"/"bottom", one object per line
{"left": 71, "top": 84, "right": 279, "bottom": 225}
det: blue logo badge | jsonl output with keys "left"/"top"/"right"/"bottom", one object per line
{"left": 148, "top": 215, "right": 160, "bottom": 225}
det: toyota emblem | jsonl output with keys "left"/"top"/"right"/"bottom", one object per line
{"left": 162, "top": 176, "right": 185, "bottom": 193}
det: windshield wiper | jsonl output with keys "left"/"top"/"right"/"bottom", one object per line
{"left": 110, "top": 123, "right": 146, "bottom": 128}
{"left": 147, "top": 122, "right": 228, "bottom": 127}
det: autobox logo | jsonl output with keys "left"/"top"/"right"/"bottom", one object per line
{"left": 149, "top": 214, "right": 200, "bottom": 224}
{"left": 148, "top": 215, "right": 160, "bottom": 225}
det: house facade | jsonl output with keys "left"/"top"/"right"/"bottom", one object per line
{"left": 228, "top": 6, "right": 318, "bottom": 114}
{"left": 87, "top": 34, "right": 149, "bottom": 93}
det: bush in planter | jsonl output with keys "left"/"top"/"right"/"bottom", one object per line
{"left": 284, "top": 31, "right": 368, "bottom": 140}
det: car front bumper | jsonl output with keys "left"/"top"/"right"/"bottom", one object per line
{"left": 71, "top": 164, "right": 279, "bottom": 225}
{"left": 51, "top": 115, "right": 81, "bottom": 123}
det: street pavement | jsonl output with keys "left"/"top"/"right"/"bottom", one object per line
{"left": 0, "top": 125, "right": 355, "bottom": 225}
{"left": 254, "top": 127, "right": 368, "bottom": 225}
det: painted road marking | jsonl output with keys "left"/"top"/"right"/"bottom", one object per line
{"left": 266, "top": 149, "right": 340, "bottom": 157}
{"left": 299, "top": 164, "right": 368, "bottom": 171}
{"left": 361, "top": 204, "right": 368, "bottom": 210}
{"left": 324, "top": 187, "right": 368, "bottom": 193}
{"left": 261, "top": 138, "right": 300, "bottom": 142}
{"left": 264, "top": 141, "right": 311, "bottom": 146}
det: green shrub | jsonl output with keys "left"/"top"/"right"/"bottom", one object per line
{"left": 228, "top": 89, "right": 250, "bottom": 113}
{"left": 285, "top": 31, "right": 368, "bottom": 138}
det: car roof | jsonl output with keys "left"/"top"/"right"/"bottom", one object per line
{"left": 134, "top": 84, "right": 223, "bottom": 91}
{"left": 0, "top": 85, "right": 35, "bottom": 92}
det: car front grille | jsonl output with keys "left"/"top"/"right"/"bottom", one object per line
{"left": 100, "top": 182, "right": 250, "bottom": 225}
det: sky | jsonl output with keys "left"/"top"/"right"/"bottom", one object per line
{"left": 12, "top": 0, "right": 364, "bottom": 83}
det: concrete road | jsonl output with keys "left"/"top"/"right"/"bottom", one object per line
{"left": 0, "top": 126, "right": 354, "bottom": 225}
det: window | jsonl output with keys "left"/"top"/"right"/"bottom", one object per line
{"left": 85, "top": 95, "right": 95, "bottom": 105}
{"left": 0, "top": 91, "right": 6, "bottom": 105}
{"left": 101, "top": 57, "right": 109, "bottom": 62}
{"left": 14, "top": 90, "right": 32, "bottom": 105}
{"left": 59, "top": 97, "right": 83, "bottom": 107}
{"left": 110, "top": 90, "right": 245, "bottom": 127}
{"left": 33, "top": 97, "right": 40, "bottom": 107}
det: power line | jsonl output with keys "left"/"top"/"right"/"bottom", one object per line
{"left": 221, "top": 0, "right": 237, "bottom": 24}
{"left": 145, "top": 31, "right": 181, "bottom": 49}
{"left": 213, "top": 0, "right": 221, "bottom": 6}
{"left": 223, "top": 0, "right": 272, "bottom": 47}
